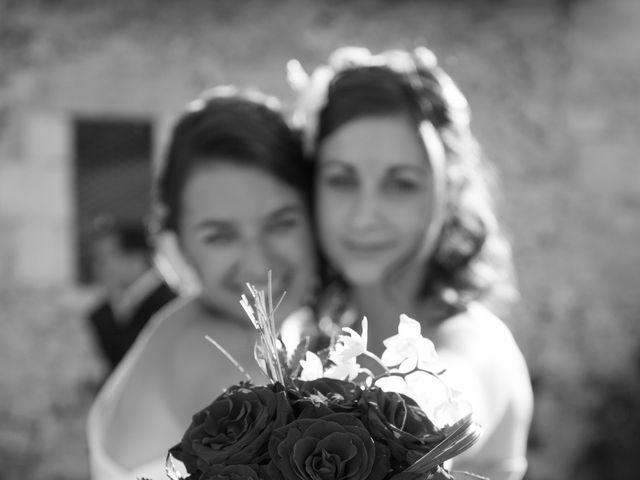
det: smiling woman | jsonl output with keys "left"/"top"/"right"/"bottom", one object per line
{"left": 294, "top": 46, "right": 533, "bottom": 480}
{"left": 316, "top": 115, "right": 433, "bottom": 292}
{"left": 86, "top": 87, "right": 319, "bottom": 480}
{"left": 178, "top": 163, "right": 312, "bottom": 321}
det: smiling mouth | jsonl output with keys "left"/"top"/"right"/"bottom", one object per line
{"left": 343, "top": 239, "right": 393, "bottom": 253}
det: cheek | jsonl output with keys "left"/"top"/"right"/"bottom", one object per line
{"left": 315, "top": 190, "right": 343, "bottom": 242}
{"left": 393, "top": 202, "right": 431, "bottom": 248}
{"left": 272, "top": 226, "right": 316, "bottom": 270}
{"left": 180, "top": 239, "right": 231, "bottom": 286}
{"left": 316, "top": 218, "right": 341, "bottom": 265}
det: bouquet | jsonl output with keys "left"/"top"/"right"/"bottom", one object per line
{"left": 159, "top": 278, "right": 482, "bottom": 480}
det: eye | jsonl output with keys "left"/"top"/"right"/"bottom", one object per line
{"left": 267, "top": 212, "right": 302, "bottom": 234}
{"left": 383, "top": 174, "right": 424, "bottom": 194}
{"left": 201, "top": 229, "right": 236, "bottom": 245}
{"left": 320, "top": 170, "right": 358, "bottom": 191}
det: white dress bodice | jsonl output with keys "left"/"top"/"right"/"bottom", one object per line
{"left": 87, "top": 304, "right": 171, "bottom": 480}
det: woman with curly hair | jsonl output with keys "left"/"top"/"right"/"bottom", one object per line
{"left": 291, "top": 47, "right": 533, "bottom": 480}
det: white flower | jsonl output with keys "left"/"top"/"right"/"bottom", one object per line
{"left": 375, "top": 375, "right": 409, "bottom": 396}
{"left": 299, "top": 351, "right": 324, "bottom": 381}
{"left": 328, "top": 317, "right": 368, "bottom": 365}
{"left": 402, "top": 370, "right": 450, "bottom": 423}
{"left": 321, "top": 318, "right": 369, "bottom": 381}
{"left": 432, "top": 389, "right": 472, "bottom": 427}
{"left": 324, "top": 358, "right": 360, "bottom": 381}
{"left": 381, "top": 314, "right": 439, "bottom": 372}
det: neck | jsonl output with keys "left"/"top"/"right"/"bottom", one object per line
{"left": 195, "top": 296, "right": 254, "bottom": 331}
{"left": 351, "top": 280, "right": 421, "bottom": 356}
{"left": 348, "top": 263, "right": 451, "bottom": 355}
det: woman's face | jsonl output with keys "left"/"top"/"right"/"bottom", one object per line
{"left": 316, "top": 115, "right": 432, "bottom": 286}
{"left": 177, "top": 162, "right": 316, "bottom": 321}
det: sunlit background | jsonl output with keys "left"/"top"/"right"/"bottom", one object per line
{"left": 1, "top": 0, "right": 639, "bottom": 478}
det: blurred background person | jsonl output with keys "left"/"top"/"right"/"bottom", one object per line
{"left": 86, "top": 216, "right": 177, "bottom": 379}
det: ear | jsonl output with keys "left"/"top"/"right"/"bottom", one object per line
{"left": 153, "top": 231, "right": 202, "bottom": 295}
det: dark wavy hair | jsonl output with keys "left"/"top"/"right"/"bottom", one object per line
{"left": 154, "top": 87, "right": 311, "bottom": 234}
{"left": 314, "top": 50, "right": 517, "bottom": 316}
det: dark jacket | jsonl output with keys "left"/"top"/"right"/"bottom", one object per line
{"left": 88, "top": 277, "right": 176, "bottom": 371}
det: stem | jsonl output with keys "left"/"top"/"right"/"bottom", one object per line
{"left": 361, "top": 350, "right": 389, "bottom": 373}
{"left": 372, "top": 365, "right": 456, "bottom": 405}
{"left": 205, "top": 335, "right": 253, "bottom": 382}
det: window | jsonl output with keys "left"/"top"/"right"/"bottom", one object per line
{"left": 73, "top": 117, "right": 153, "bottom": 283}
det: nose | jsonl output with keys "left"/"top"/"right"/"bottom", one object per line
{"left": 237, "top": 238, "right": 273, "bottom": 284}
{"left": 350, "top": 189, "right": 381, "bottom": 232}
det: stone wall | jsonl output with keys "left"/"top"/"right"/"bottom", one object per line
{"left": 0, "top": 109, "right": 75, "bottom": 286}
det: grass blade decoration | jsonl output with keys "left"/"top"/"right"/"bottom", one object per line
{"left": 405, "top": 413, "right": 483, "bottom": 474}
{"left": 240, "top": 271, "right": 287, "bottom": 385}
{"left": 204, "top": 335, "right": 252, "bottom": 382}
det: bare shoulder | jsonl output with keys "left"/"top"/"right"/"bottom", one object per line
{"left": 161, "top": 304, "right": 267, "bottom": 413}
{"left": 434, "top": 303, "right": 521, "bottom": 358}
{"left": 111, "top": 296, "right": 206, "bottom": 404}
{"left": 138, "top": 296, "right": 228, "bottom": 354}
{"left": 433, "top": 303, "right": 532, "bottom": 394}
{"left": 434, "top": 303, "right": 533, "bottom": 433}
{"left": 147, "top": 296, "right": 204, "bottom": 337}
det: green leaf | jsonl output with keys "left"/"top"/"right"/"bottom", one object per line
{"left": 288, "top": 336, "right": 310, "bottom": 379}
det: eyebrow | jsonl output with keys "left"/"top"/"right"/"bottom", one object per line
{"left": 320, "top": 160, "right": 428, "bottom": 175}
{"left": 318, "top": 159, "right": 353, "bottom": 170}
{"left": 388, "top": 165, "right": 429, "bottom": 175}
{"left": 267, "top": 204, "right": 306, "bottom": 218}
{"left": 192, "top": 205, "right": 305, "bottom": 231}
{"left": 193, "top": 219, "right": 233, "bottom": 232}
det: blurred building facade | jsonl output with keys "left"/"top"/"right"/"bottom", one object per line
{"left": 0, "top": 109, "right": 172, "bottom": 286}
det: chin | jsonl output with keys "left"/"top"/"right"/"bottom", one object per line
{"left": 341, "top": 266, "right": 385, "bottom": 287}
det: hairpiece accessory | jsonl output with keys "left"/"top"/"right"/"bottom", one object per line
{"left": 186, "top": 85, "right": 282, "bottom": 114}
{"left": 287, "top": 59, "right": 335, "bottom": 155}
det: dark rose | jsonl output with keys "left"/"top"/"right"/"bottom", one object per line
{"left": 170, "top": 383, "right": 293, "bottom": 473}
{"left": 199, "top": 464, "right": 266, "bottom": 480}
{"left": 290, "top": 396, "right": 335, "bottom": 419}
{"left": 297, "top": 378, "right": 362, "bottom": 405}
{"left": 267, "top": 412, "right": 390, "bottom": 480}
{"left": 293, "top": 378, "right": 362, "bottom": 417}
{"left": 358, "top": 388, "right": 444, "bottom": 468}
